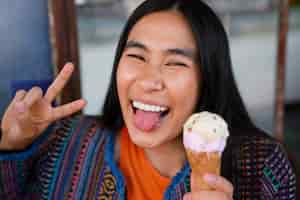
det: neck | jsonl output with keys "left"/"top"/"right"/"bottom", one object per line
{"left": 144, "top": 136, "right": 186, "bottom": 178}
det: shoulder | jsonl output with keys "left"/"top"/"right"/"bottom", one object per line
{"left": 235, "top": 129, "right": 290, "bottom": 166}
{"left": 54, "top": 114, "right": 115, "bottom": 139}
{"left": 230, "top": 128, "right": 287, "bottom": 158}
{"left": 48, "top": 115, "right": 118, "bottom": 157}
{"left": 232, "top": 129, "right": 297, "bottom": 199}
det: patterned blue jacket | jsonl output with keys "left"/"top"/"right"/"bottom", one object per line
{"left": 0, "top": 115, "right": 296, "bottom": 199}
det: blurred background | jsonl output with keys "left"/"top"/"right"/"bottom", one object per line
{"left": 0, "top": 0, "right": 299, "bottom": 189}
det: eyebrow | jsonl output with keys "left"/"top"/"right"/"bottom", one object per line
{"left": 166, "top": 48, "right": 195, "bottom": 60}
{"left": 125, "top": 40, "right": 148, "bottom": 51}
{"left": 125, "top": 40, "right": 196, "bottom": 60}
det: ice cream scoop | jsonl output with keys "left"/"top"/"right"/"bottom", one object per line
{"left": 183, "top": 111, "right": 229, "bottom": 191}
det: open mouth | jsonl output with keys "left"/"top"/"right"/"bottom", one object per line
{"left": 132, "top": 100, "right": 169, "bottom": 116}
{"left": 131, "top": 100, "right": 170, "bottom": 131}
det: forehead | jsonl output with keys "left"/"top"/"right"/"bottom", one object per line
{"left": 127, "top": 10, "right": 196, "bottom": 50}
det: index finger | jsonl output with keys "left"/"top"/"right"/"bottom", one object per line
{"left": 44, "top": 63, "right": 74, "bottom": 102}
{"left": 51, "top": 99, "right": 86, "bottom": 120}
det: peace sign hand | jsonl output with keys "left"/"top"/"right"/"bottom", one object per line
{"left": 0, "top": 63, "right": 86, "bottom": 150}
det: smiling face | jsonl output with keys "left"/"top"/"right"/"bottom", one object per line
{"left": 117, "top": 10, "right": 201, "bottom": 148}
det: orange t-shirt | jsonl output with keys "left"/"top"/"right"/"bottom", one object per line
{"left": 119, "top": 128, "right": 171, "bottom": 200}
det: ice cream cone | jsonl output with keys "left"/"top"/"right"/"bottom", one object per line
{"left": 183, "top": 112, "right": 229, "bottom": 192}
{"left": 186, "top": 149, "right": 221, "bottom": 191}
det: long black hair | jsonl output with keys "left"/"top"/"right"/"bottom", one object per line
{"left": 102, "top": 0, "right": 257, "bottom": 134}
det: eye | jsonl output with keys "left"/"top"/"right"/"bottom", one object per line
{"left": 127, "top": 54, "right": 146, "bottom": 62}
{"left": 166, "top": 62, "right": 188, "bottom": 67}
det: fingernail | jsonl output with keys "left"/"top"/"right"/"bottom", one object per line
{"left": 64, "top": 63, "right": 74, "bottom": 72}
{"left": 204, "top": 174, "right": 217, "bottom": 183}
{"left": 183, "top": 194, "right": 192, "bottom": 200}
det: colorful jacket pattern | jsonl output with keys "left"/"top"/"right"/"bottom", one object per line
{"left": 0, "top": 116, "right": 296, "bottom": 199}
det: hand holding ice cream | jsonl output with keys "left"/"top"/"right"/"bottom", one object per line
{"left": 183, "top": 111, "right": 229, "bottom": 191}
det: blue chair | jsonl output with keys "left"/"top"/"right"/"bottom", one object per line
{"left": 0, "top": 0, "right": 53, "bottom": 117}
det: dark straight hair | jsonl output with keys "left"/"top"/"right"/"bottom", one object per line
{"left": 102, "top": 0, "right": 257, "bottom": 134}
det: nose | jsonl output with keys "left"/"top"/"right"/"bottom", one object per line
{"left": 138, "top": 68, "right": 164, "bottom": 92}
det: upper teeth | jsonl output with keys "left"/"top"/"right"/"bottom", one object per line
{"left": 133, "top": 101, "right": 168, "bottom": 112}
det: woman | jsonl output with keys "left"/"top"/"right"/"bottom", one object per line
{"left": 0, "top": 0, "right": 296, "bottom": 199}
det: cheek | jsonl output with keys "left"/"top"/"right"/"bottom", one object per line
{"left": 166, "top": 73, "right": 199, "bottom": 137}
{"left": 168, "top": 72, "right": 199, "bottom": 108}
{"left": 117, "top": 59, "right": 141, "bottom": 102}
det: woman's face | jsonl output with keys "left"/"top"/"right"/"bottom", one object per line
{"left": 117, "top": 10, "right": 201, "bottom": 148}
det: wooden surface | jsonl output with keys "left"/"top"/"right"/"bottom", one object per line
{"left": 48, "top": 0, "right": 82, "bottom": 105}
{"left": 275, "top": 0, "right": 290, "bottom": 142}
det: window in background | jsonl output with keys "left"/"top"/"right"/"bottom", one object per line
{"left": 208, "top": 1, "right": 300, "bottom": 136}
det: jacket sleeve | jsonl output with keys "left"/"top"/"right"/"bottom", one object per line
{"left": 0, "top": 117, "right": 75, "bottom": 199}
{"left": 260, "top": 142, "right": 297, "bottom": 199}
{"left": 235, "top": 136, "right": 297, "bottom": 199}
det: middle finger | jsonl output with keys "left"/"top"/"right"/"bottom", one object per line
{"left": 44, "top": 63, "right": 74, "bottom": 102}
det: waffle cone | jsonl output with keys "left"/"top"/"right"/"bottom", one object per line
{"left": 186, "top": 149, "right": 221, "bottom": 191}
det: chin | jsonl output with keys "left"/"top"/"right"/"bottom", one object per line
{"left": 127, "top": 128, "right": 162, "bottom": 148}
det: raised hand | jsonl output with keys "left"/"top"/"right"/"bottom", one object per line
{"left": 0, "top": 63, "right": 86, "bottom": 150}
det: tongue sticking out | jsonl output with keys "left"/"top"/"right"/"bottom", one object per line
{"left": 134, "top": 109, "right": 161, "bottom": 132}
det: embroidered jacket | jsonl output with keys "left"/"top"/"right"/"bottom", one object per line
{"left": 0, "top": 116, "right": 296, "bottom": 199}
